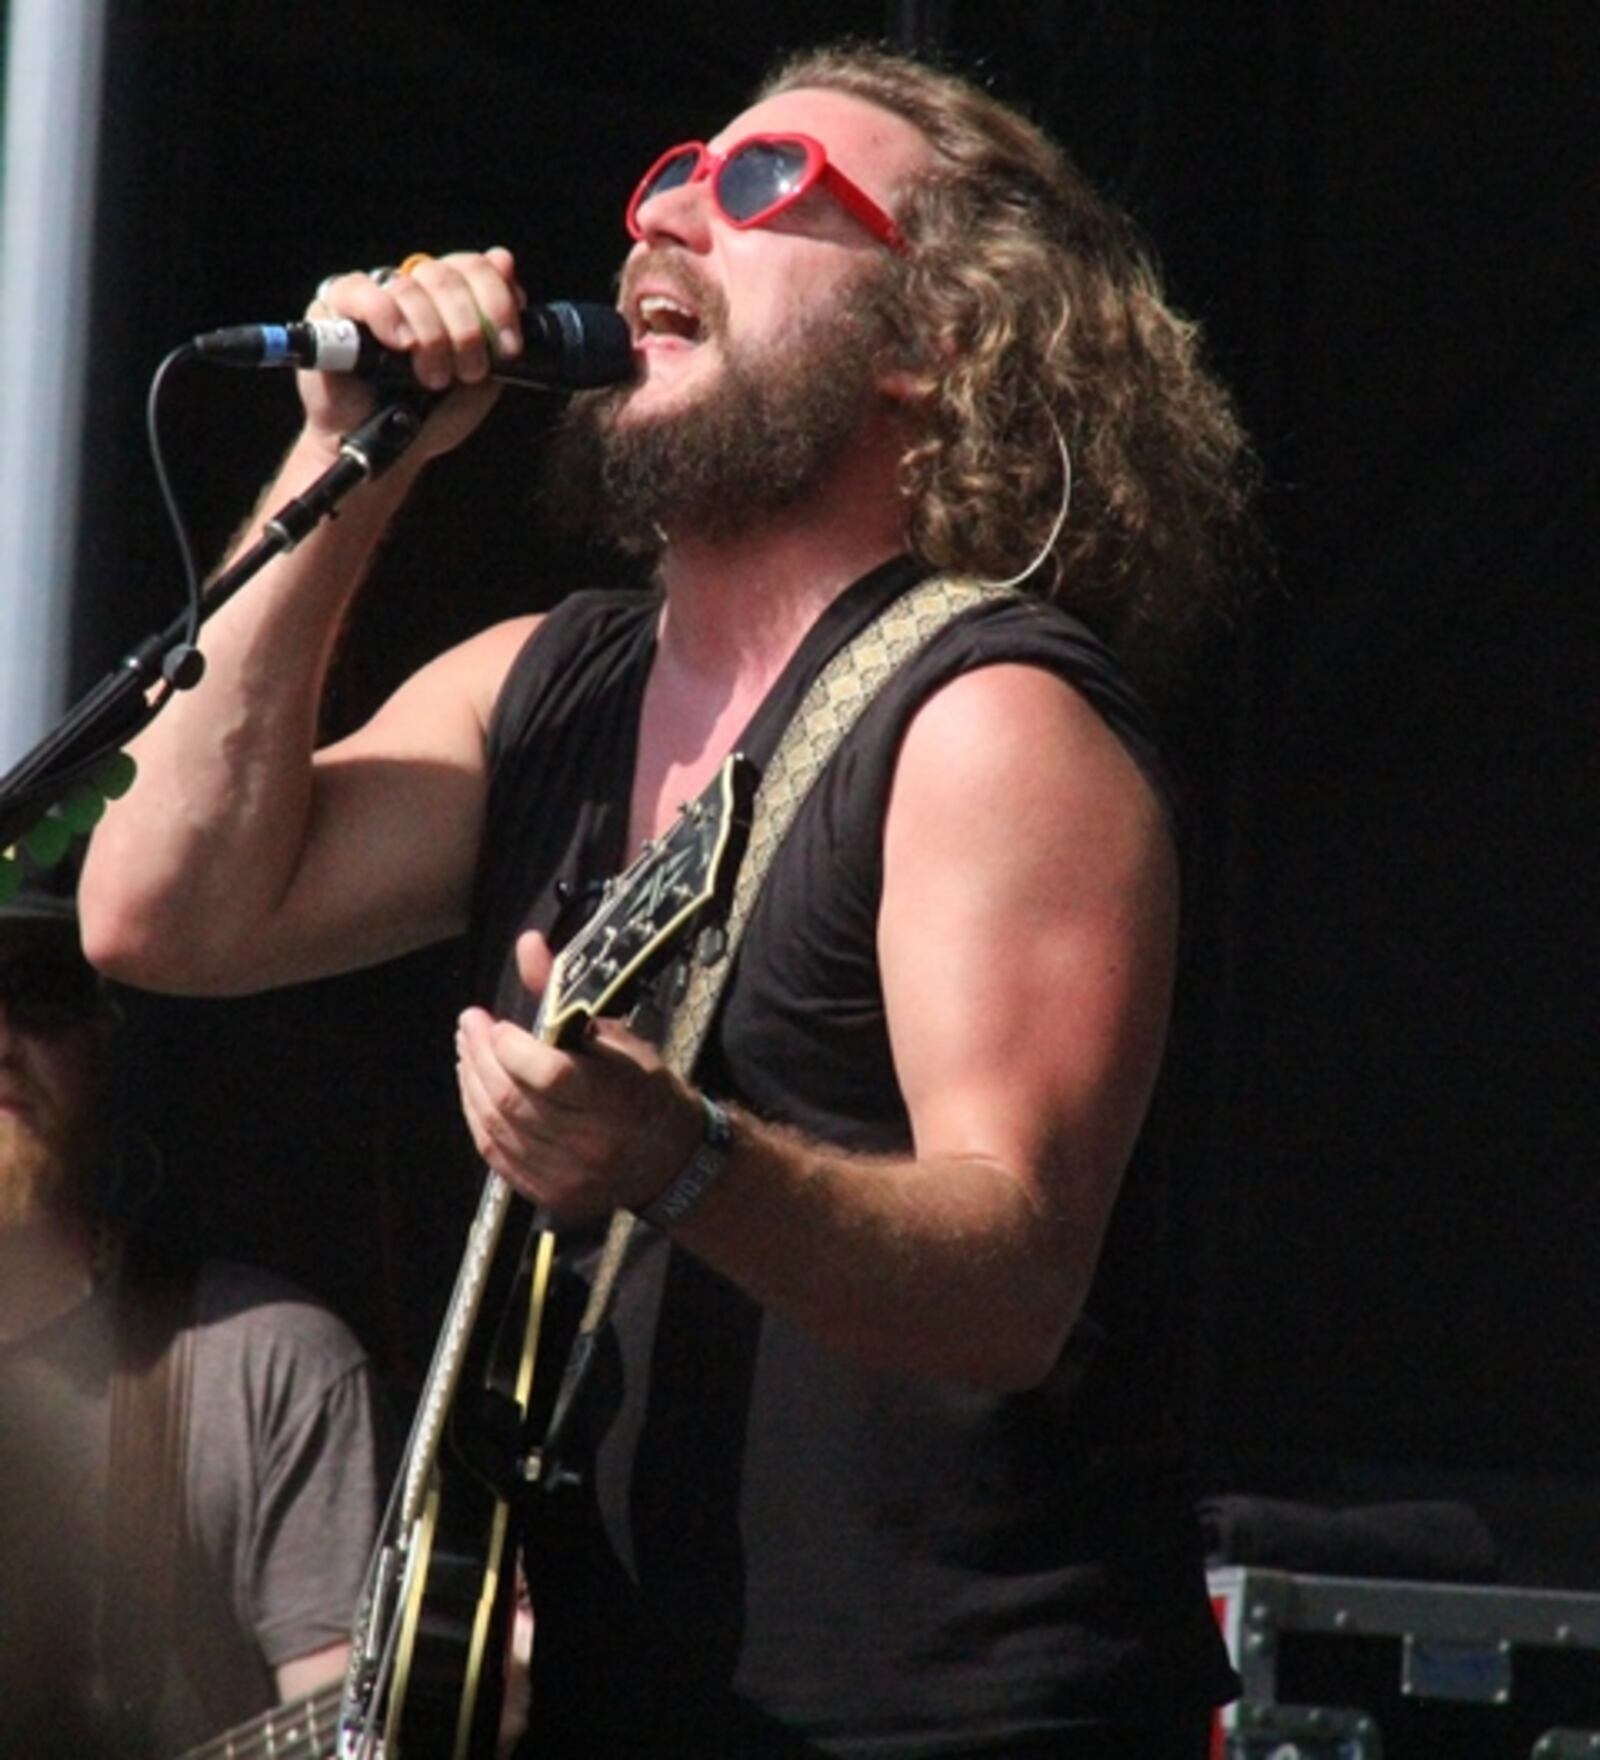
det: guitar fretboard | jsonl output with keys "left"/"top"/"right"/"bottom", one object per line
{"left": 397, "top": 1169, "right": 516, "bottom": 1525}
{"left": 175, "top": 1679, "right": 341, "bottom": 1760}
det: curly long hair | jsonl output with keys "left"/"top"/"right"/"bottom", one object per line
{"left": 760, "top": 45, "right": 1257, "bottom": 687}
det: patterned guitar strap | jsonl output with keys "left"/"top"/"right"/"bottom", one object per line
{"left": 540, "top": 572, "right": 1017, "bottom": 1449}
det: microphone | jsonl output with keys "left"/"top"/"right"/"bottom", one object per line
{"left": 191, "top": 300, "right": 635, "bottom": 391}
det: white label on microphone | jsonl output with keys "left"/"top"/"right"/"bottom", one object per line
{"left": 310, "top": 317, "right": 364, "bottom": 373}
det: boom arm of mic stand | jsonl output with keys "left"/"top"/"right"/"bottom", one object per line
{"left": 0, "top": 394, "right": 434, "bottom": 860}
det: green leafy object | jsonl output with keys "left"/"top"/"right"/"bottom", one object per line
{"left": 92, "top": 752, "right": 137, "bottom": 800}
{"left": 22, "top": 814, "right": 72, "bottom": 867}
{"left": 60, "top": 784, "right": 108, "bottom": 835}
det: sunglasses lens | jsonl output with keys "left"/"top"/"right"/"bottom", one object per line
{"left": 640, "top": 146, "right": 701, "bottom": 206}
{"left": 717, "top": 139, "right": 811, "bottom": 223}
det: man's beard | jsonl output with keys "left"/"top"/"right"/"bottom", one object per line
{"left": 0, "top": 1117, "right": 83, "bottom": 1232}
{"left": 541, "top": 268, "right": 893, "bottom": 554}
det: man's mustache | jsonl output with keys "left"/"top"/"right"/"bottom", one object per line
{"left": 619, "top": 249, "right": 729, "bottom": 344}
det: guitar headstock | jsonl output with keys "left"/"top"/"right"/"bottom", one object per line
{"left": 537, "top": 753, "right": 757, "bottom": 1048}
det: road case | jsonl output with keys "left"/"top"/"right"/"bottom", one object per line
{"left": 1210, "top": 1565, "right": 1600, "bottom": 1758}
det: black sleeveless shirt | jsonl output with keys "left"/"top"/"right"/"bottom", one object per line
{"left": 471, "top": 560, "right": 1235, "bottom": 1754}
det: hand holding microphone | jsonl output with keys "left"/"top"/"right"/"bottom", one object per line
{"left": 304, "top": 248, "right": 522, "bottom": 456}
{"left": 204, "top": 248, "right": 634, "bottom": 464}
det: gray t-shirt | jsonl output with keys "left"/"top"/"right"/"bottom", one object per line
{"left": 0, "top": 1255, "right": 386, "bottom": 1756}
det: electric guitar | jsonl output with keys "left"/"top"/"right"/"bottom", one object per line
{"left": 337, "top": 753, "right": 757, "bottom": 1760}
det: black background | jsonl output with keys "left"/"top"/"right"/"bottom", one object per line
{"left": 65, "top": 2, "right": 1599, "bottom": 1585}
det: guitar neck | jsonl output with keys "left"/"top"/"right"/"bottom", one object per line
{"left": 397, "top": 1166, "right": 520, "bottom": 1528}
{"left": 175, "top": 1680, "right": 342, "bottom": 1760}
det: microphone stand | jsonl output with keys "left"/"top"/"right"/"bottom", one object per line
{"left": 0, "top": 393, "right": 434, "bottom": 868}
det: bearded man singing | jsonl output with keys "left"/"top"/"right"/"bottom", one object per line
{"left": 82, "top": 43, "right": 1253, "bottom": 1758}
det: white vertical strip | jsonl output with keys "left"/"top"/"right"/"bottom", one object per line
{"left": 0, "top": 0, "right": 108, "bottom": 776}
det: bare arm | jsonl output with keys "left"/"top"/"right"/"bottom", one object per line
{"left": 274, "top": 1639, "right": 349, "bottom": 1705}
{"left": 79, "top": 251, "right": 531, "bottom": 994}
{"left": 455, "top": 664, "right": 1179, "bottom": 1388}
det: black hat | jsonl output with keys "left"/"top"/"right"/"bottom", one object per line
{"left": 0, "top": 857, "right": 88, "bottom": 957}
{"left": 0, "top": 855, "right": 113, "bottom": 1048}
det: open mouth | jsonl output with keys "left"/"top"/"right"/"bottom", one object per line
{"left": 636, "top": 293, "right": 704, "bottom": 345}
